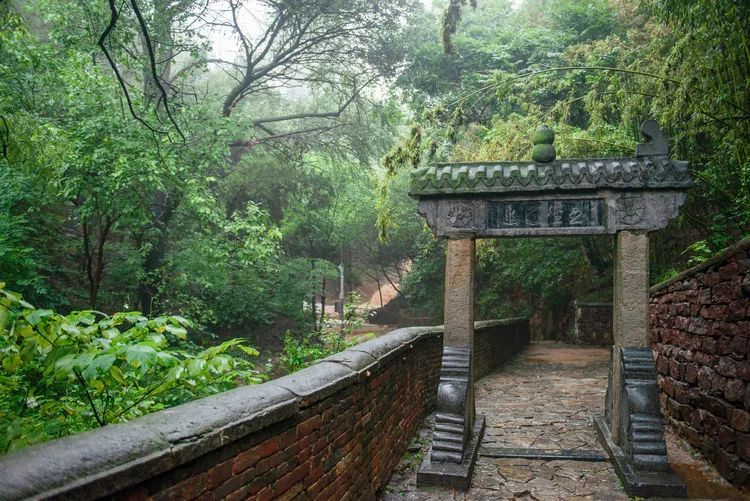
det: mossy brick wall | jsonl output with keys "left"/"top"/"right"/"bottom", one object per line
{"left": 0, "top": 319, "right": 529, "bottom": 500}
{"left": 650, "top": 238, "right": 750, "bottom": 488}
{"left": 569, "top": 302, "right": 613, "bottom": 346}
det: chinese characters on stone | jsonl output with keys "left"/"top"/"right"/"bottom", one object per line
{"left": 488, "top": 199, "right": 604, "bottom": 229}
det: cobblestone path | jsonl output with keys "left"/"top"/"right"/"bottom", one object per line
{"left": 381, "top": 342, "right": 744, "bottom": 500}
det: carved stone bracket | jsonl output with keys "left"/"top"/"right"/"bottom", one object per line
{"left": 418, "top": 344, "right": 485, "bottom": 491}
{"left": 431, "top": 346, "right": 472, "bottom": 463}
{"left": 595, "top": 347, "right": 686, "bottom": 497}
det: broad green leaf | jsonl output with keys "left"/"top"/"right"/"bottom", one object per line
{"left": 2, "top": 354, "right": 22, "bottom": 372}
{"left": 26, "top": 309, "right": 53, "bottom": 326}
{"left": 124, "top": 344, "right": 158, "bottom": 368}
{"left": 102, "top": 328, "right": 119, "bottom": 339}
{"left": 61, "top": 323, "right": 80, "bottom": 336}
{"left": 155, "top": 351, "right": 178, "bottom": 366}
{"left": 170, "top": 316, "right": 193, "bottom": 328}
{"left": 146, "top": 332, "right": 167, "bottom": 347}
{"left": 164, "top": 325, "right": 187, "bottom": 339}
{"left": 208, "top": 354, "right": 233, "bottom": 373}
{"left": 82, "top": 354, "right": 115, "bottom": 379}
{"left": 238, "top": 345, "right": 259, "bottom": 357}
{"left": 109, "top": 365, "right": 127, "bottom": 385}
{"left": 186, "top": 358, "right": 206, "bottom": 376}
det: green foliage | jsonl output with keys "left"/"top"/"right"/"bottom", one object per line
{"left": 280, "top": 333, "right": 331, "bottom": 374}
{"left": 0, "top": 284, "right": 262, "bottom": 453}
{"left": 280, "top": 332, "right": 363, "bottom": 374}
{"left": 390, "top": 0, "right": 750, "bottom": 322}
{"left": 161, "top": 203, "right": 283, "bottom": 333}
{"left": 279, "top": 292, "right": 374, "bottom": 374}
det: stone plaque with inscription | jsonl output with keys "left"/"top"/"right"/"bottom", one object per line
{"left": 487, "top": 199, "right": 604, "bottom": 230}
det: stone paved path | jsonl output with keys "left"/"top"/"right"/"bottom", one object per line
{"left": 381, "top": 342, "right": 745, "bottom": 500}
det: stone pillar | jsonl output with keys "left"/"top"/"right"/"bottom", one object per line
{"left": 443, "top": 237, "right": 476, "bottom": 432}
{"left": 613, "top": 230, "right": 650, "bottom": 348}
{"left": 611, "top": 230, "right": 649, "bottom": 443}
{"left": 444, "top": 238, "right": 475, "bottom": 346}
{"left": 418, "top": 237, "right": 484, "bottom": 491}
{"left": 595, "top": 230, "right": 684, "bottom": 496}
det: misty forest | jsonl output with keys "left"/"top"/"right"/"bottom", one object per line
{"left": 1, "top": 0, "right": 748, "bottom": 452}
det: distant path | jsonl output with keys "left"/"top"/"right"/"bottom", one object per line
{"left": 382, "top": 342, "right": 743, "bottom": 500}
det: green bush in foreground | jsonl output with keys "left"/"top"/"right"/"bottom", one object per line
{"left": 0, "top": 283, "right": 263, "bottom": 454}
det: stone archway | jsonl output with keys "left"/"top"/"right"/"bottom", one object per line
{"left": 410, "top": 121, "right": 691, "bottom": 497}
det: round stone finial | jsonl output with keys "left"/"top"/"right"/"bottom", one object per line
{"left": 532, "top": 124, "right": 556, "bottom": 163}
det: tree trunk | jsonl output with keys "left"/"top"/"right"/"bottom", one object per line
{"left": 138, "top": 191, "right": 174, "bottom": 315}
{"left": 83, "top": 215, "right": 116, "bottom": 310}
{"left": 375, "top": 273, "right": 383, "bottom": 307}
{"left": 319, "top": 277, "right": 326, "bottom": 329}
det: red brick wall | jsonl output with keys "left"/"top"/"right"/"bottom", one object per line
{"left": 117, "top": 332, "right": 443, "bottom": 501}
{"left": 475, "top": 318, "right": 530, "bottom": 379}
{"left": 650, "top": 238, "right": 750, "bottom": 488}
{"left": 0, "top": 321, "right": 529, "bottom": 500}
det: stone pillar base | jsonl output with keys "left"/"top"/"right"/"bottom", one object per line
{"left": 417, "top": 415, "right": 485, "bottom": 491}
{"left": 594, "top": 415, "right": 686, "bottom": 498}
{"left": 596, "top": 346, "right": 687, "bottom": 498}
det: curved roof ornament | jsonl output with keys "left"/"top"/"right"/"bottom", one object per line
{"left": 636, "top": 119, "right": 669, "bottom": 157}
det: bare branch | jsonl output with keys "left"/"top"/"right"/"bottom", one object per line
{"left": 98, "top": 0, "right": 163, "bottom": 136}
{"left": 129, "top": 0, "right": 185, "bottom": 141}
{"left": 168, "top": 58, "right": 247, "bottom": 83}
{"left": 229, "top": 125, "right": 337, "bottom": 148}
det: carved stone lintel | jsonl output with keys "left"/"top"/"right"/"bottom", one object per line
{"left": 596, "top": 347, "right": 686, "bottom": 497}
{"left": 418, "top": 191, "right": 686, "bottom": 238}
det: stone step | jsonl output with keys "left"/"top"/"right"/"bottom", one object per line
{"left": 435, "top": 423, "right": 464, "bottom": 435}
{"left": 434, "top": 431, "right": 464, "bottom": 444}
{"left": 433, "top": 440, "right": 465, "bottom": 453}
{"left": 633, "top": 453, "right": 669, "bottom": 472}
{"left": 430, "top": 450, "right": 463, "bottom": 464}
{"left": 632, "top": 432, "right": 663, "bottom": 443}
{"left": 632, "top": 441, "right": 667, "bottom": 455}
{"left": 435, "top": 413, "right": 465, "bottom": 425}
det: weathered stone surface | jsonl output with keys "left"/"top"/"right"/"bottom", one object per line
{"left": 268, "top": 361, "right": 357, "bottom": 407}
{"left": 318, "top": 347, "right": 377, "bottom": 373}
{"left": 613, "top": 230, "right": 650, "bottom": 348}
{"left": 350, "top": 326, "right": 439, "bottom": 361}
{"left": 569, "top": 302, "right": 613, "bottom": 345}
{"left": 0, "top": 423, "right": 169, "bottom": 501}
{"left": 415, "top": 191, "right": 688, "bottom": 238}
{"left": 422, "top": 238, "right": 477, "bottom": 475}
{"left": 444, "top": 238, "right": 475, "bottom": 347}
{"left": 599, "top": 347, "right": 686, "bottom": 496}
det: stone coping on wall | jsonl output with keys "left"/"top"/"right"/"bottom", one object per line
{"left": 0, "top": 319, "right": 528, "bottom": 500}
{"left": 573, "top": 301, "right": 612, "bottom": 307}
{"left": 651, "top": 237, "right": 750, "bottom": 295}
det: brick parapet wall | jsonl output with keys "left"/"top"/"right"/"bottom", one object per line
{"left": 0, "top": 319, "right": 529, "bottom": 500}
{"left": 474, "top": 318, "right": 530, "bottom": 379}
{"left": 650, "top": 237, "right": 750, "bottom": 488}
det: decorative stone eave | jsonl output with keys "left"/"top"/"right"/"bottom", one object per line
{"left": 409, "top": 156, "right": 692, "bottom": 197}
{"left": 410, "top": 120, "right": 693, "bottom": 238}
